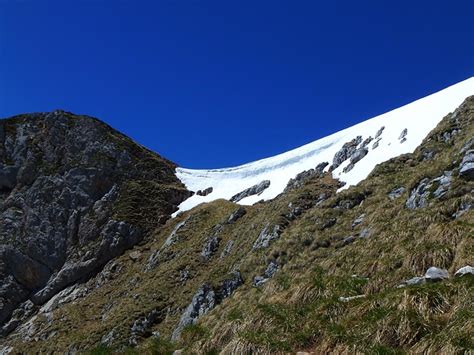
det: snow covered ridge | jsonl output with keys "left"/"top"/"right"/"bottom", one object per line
{"left": 174, "top": 77, "right": 474, "bottom": 215}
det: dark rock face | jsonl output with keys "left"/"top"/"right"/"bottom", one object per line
{"left": 459, "top": 149, "right": 474, "bottom": 180}
{"left": 230, "top": 180, "right": 270, "bottom": 203}
{"left": 196, "top": 187, "right": 213, "bottom": 196}
{"left": 399, "top": 128, "right": 408, "bottom": 143}
{"left": 0, "top": 111, "right": 190, "bottom": 326}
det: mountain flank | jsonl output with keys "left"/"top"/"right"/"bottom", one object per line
{"left": 0, "top": 96, "right": 473, "bottom": 354}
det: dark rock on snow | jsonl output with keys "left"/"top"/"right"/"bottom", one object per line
{"left": 196, "top": 187, "right": 213, "bottom": 196}
{"left": 230, "top": 180, "right": 270, "bottom": 203}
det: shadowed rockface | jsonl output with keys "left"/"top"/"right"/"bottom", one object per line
{"left": 0, "top": 110, "right": 191, "bottom": 328}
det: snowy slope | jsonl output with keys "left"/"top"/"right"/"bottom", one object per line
{"left": 175, "top": 77, "right": 474, "bottom": 215}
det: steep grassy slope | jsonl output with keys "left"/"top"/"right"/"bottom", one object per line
{"left": 2, "top": 98, "right": 473, "bottom": 354}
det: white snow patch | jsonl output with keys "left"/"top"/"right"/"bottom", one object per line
{"left": 174, "top": 77, "right": 474, "bottom": 215}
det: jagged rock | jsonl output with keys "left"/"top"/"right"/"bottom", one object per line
{"left": 253, "top": 262, "right": 279, "bottom": 287}
{"left": 285, "top": 162, "right": 328, "bottom": 191}
{"left": 343, "top": 147, "right": 368, "bottom": 173}
{"left": 453, "top": 201, "right": 473, "bottom": 219}
{"left": 226, "top": 207, "right": 246, "bottom": 223}
{"left": 372, "top": 138, "right": 382, "bottom": 150}
{"left": 460, "top": 137, "right": 474, "bottom": 154}
{"left": 220, "top": 240, "right": 234, "bottom": 258}
{"left": 454, "top": 265, "right": 474, "bottom": 277}
{"left": 375, "top": 126, "right": 385, "bottom": 139}
{"left": 230, "top": 180, "right": 270, "bottom": 203}
{"left": 441, "top": 129, "right": 459, "bottom": 143}
{"left": 406, "top": 172, "right": 452, "bottom": 209}
{"left": 0, "top": 111, "right": 190, "bottom": 328}
{"left": 362, "top": 136, "right": 373, "bottom": 147}
{"left": 101, "top": 329, "right": 116, "bottom": 346}
{"left": 330, "top": 136, "right": 362, "bottom": 171}
{"left": 129, "top": 309, "right": 163, "bottom": 345}
{"left": 388, "top": 187, "right": 406, "bottom": 200}
{"left": 201, "top": 235, "right": 221, "bottom": 261}
{"left": 162, "top": 217, "right": 189, "bottom": 249}
{"left": 459, "top": 149, "right": 474, "bottom": 180}
{"left": 421, "top": 148, "right": 436, "bottom": 161}
{"left": 196, "top": 187, "right": 213, "bottom": 196}
{"left": 253, "top": 224, "right": 281, "bottom": 250}
{"left": 425, "top": 267, "right": 449, "bottom": 281}
{"left": 217, "top": 271, "right": 243, "bottom": 300}
{"left": 171, "top": 284, "right": 216, "bottom": 340}
{"left": 352, "top": 214, "right": 365, "bottom": 228}
{"left": 399, "top": 128, "right": 408, "bottom": 142}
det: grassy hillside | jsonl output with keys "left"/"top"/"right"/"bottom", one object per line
{"left": 4, "top": 98, "right": 473, "bottom": 354}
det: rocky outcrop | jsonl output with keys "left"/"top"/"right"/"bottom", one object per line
{"left": 399, "top": 128, "right": 408, "bottom": 143}
{"left": 459, "top": 149, "right": 474, "bottom": 179}
{"left": 201, "top": 235, "right": 221, "bottom": 261}
{"left": 226, "top": 207, "right": 246, "bottom": 224}
{"left": 253, "top": 262, "right": 279, "bottom": 287}
{"left": 343, "top": 147, "right": 368, "bottom": 173}
{"left": 172, "top": 272, "right": 243, "bottom": 341}
{"left": 454, "top": 265, "right": 474, "bottom": 277}
{"left": 0, "top": 111, "right": 190, "bottom": 328}
{"left": 253, "top": 224, "right": 282, "bottom": 250}
{"left": 406, "top": 171, "right": 452, "bottom": 209}
{"left": 196, "top": 187, "right": 213, "bottom": 196}
{"left": 230, "top": 180, "right": 270, "bottom": 203}
{"left": 330, "top": 136, "right": 362, "bottom": 171}
{"left": 388, "top": 187, "right": 406, "bottom": 200}
{"left": 285, "top": 162, "right": 328, "bottom": 191}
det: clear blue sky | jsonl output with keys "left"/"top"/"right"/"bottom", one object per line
{"left": 1, "top": 1, "right": 473, "bottom": 168}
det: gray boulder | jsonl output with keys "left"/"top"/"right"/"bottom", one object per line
{"left": 425, "top": 267, "right": 449, "bottom": 281}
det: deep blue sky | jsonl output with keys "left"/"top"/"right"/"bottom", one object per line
{"left": 1, "top": 1, "right": 473, "bottom": 168}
